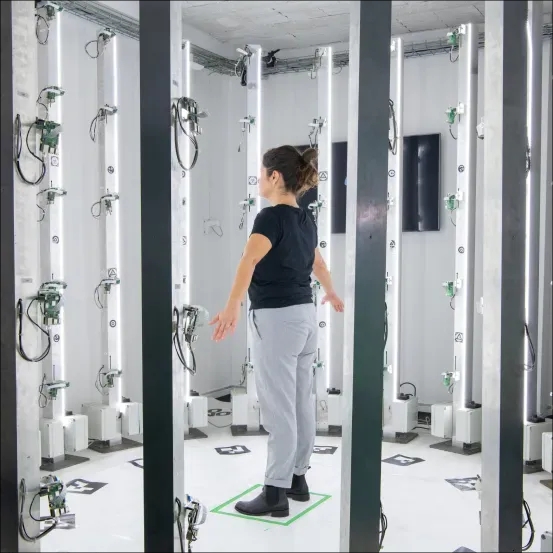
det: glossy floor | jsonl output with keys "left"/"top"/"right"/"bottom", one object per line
{"left": 40, "top": 400, "right": 552, "bottom": 552}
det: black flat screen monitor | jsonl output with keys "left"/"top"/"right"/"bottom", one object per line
{"left": 295, "top": 142, "right": 347, "bottom": 233}
{"left": 402, "top": 133, "right": 441, "bottom": 232}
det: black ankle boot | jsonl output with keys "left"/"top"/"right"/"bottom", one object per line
{"left": 235, "top": 485, "right": 289, "bottom": 517}
{"left": 286, "top": 474, "right": 310, "bottom": 502}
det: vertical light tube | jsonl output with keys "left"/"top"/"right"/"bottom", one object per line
{"left": 391, "top": 38, "right": 404, "bottom": 403}
{"left": 256, "top": 46, "right": 262, "bottom": 213}
{"left": 184, "top": 40, "right": 191, "bottom": 399}
{"left": 523, "top": 1, "right": 542, "bottom": 422}
{"left": 113, "top": 34, "right": 122, "bottom": 406}
{"left": 325, "top": 47, "right": 333, "bottom": 390}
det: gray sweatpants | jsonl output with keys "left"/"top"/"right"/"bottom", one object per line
{"left": 249, "top": 304, "right": 318, "bottom": 489}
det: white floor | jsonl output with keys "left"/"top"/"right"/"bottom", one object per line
{"left": 40, "top": 399, "right": 552, "bottom": 553}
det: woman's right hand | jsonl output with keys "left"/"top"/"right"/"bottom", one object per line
{"left": 321, "top": 291, "right": 344, "bottom": 313}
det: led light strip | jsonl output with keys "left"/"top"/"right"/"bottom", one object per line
{"left": 184, "top": 40, "right": 191, "bottom": 399}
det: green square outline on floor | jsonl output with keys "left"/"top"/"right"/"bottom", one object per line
{"left": 210, "top": 484, "right": 332, "bottom": 526}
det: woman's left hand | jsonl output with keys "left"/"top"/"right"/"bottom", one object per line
{"left": 209, "top": 300, "right": 241, "bottom": 342}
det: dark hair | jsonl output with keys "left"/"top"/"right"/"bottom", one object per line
{"left": 262, "top": 145, "right": 319, "bottom": 197}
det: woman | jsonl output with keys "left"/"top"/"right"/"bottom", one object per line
{"left": 210, "top": 145, "right": 344, "bottom": 518}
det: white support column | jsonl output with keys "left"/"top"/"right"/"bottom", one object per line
{"left": 522, "top": 1, "right": 550, "bottom": 472}
{"left": 36, "top": 2, "right": 67, "bottom": 462}
{"left": 170, "top": 2, "right": 186, "bottom": 531}
{"left": 243, "top": 44, "right": 262, "bottom": 433}
{"left": 383, "top": 38, "right": 417, "bottom": 442}
{"left": 85, "top": 27, "right": 123, "bottom": 445}
{"left": 312, "top": 47, "right": 335, "bottom": 435}
{"left": 434, "top": 23, "right": 481, "bottom": 453}
{"left": 13, "top": 1, "right": 41, "bottom": 547}
{"left": 178, "top": 39, "right": 190, "bottom": 435}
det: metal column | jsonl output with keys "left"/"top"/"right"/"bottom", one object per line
{"left": 312, "top": 47, "right": 337, "bottom": 436}
{"left": 96, "top": 27, "right": 123, "bottom": 425}
{"left": 1, "top": 1, "right": 19, "bottom": 550}
{"left": 480, "top": 1, "right": 527, "bottom": 551}
{"left": 140, "top": 1, "right": 185, "bottom": 550}
{"left": 383, "top": 38, "right": 417, "bottom": 443}
{"left": 434, "top": 23, "right": 481, "bottom": 454}
{"left": 537, "top": 38, "right": 552, "bottom": 415}
{"left": 232, "top": 44, "right": 264, "bottom": 436}
{"left": 340, "top": 1, "right": 391, "bottom": 551}
{"left": 523, "top": 0, "right": 543, "bottom": 422}
{"left": 6, "top": 1, "right": 42, "bottom": 550}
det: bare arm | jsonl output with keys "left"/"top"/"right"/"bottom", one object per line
{"left": 225, "top": 233, "right": 272, "bottom": 306}
{"left": 313, "top": 247, "right": 335, "bottom": 295}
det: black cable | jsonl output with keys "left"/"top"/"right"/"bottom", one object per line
{"left": 175, "top": 498, "right": 186, "bottom": 553}
{"left": 383, "top": 301, "right": 389, "bottom": 347}
{"left": 449, "top": 212, "right": 457, "bottom": 227}
{"left": 379, "top": 502, "right": 387, "bottom": 551}
{"left": 91, "top": 201, "right": 102, "bottom": 219}
{"left": 449, "top": 46, "right": 459, "bottom": 63}
{"left": 14, "top": 115, "right": 46, "bottom": 186}
{"left": 95, "top": 365, "right": 109, "bottom": 396}
{"left": 450, "top": 294, "right": 456, "bottom": 311}
{"left": 19, "top": 479, "right": 57, "bottom": 543}
{"left": 38, "top": 373, "right": 49, "bottom": 408}
{"left": 35, "top": 14, "right": 49, "bottom": 45}
{"left": 89, "top": 109, "right": 105, "bottom": 142}
{"left": 522, "top": 499, "right": 535, "bottom": 551}
{"left": 16, "top": 298, "right": 50, "bottom": 363}
{"left": 449, "top": 124, "right": 458, "bottom": 140}
{"left": 94, "top": 283, "right": 104, "bottom": 309}
{"left": 173, "top": 307, "right": 197, "bottom": 375}
{"left": 173, "top": 100, "right": 200, "bottom": 172}
{"left": 524, "top": 323, "right": 536, "bottom": 371}
{"left": 85, "top": 39, "right": 100, "bottom": 59}
{"left": 388, "top": 99, "right": 398, "bottom": 155}
{"left": 399, "top": 382, "right": 417, "bottom": 397}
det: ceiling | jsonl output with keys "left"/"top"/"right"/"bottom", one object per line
{"left": 182, "top": 0, "right": 553, "bottom": 52}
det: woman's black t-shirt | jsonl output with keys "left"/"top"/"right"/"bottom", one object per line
{"left": 248, "top": 205, "right": 317, "bottom": 310}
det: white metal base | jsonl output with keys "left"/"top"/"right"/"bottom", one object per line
{"left": 455, "top": 406, "right": 481, "bottom": 445}
{"left": 392, "top": 396, "right": 418, "bottom": 433}
{"left": 64, "top": 414, "right": 89, "bottom": 453}
{"left": 543, "top": 432, "right": 552, "bottom": 474}
{"left": 523, "top": 420, "right": 553, "bottom": 463}
{"left": 542, "top": 531, "right": 553, "bottom": 553}
{"left": 431, "top": 403, "right": 453, "bottom": 439}
{"left": 82, "top": 403, "right": 120, "bottom": 442}
{"left": 120, "top": 402, "right": 143, "bottom": 437}
{"left": 39, "top": 418, "right": 65, "bottom": 461}
{"left": 230, "top": 388, "right": 265, "bottom": 436}
{"left": 188, "top": 396, "right": 208, "bottom": 429}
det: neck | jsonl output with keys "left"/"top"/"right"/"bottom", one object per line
{"left": 269, "top": 193, "right": 298, "bottom": 207}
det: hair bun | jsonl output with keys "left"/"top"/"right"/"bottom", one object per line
{"left": 302, "top": 147, "right": 318, "bottom": 165}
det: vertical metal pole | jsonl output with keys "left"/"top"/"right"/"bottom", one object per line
{"left": 181, "top": 39, "right": 191, "bottom": 434}
{"left": 523, "top": 0, "right": 543, "bottom": 422}
{"left": 140, "top": 1, "right": 183, "bottom": 550}
{"left": 384, "top": 38, "right": 413, "bottom": 438}
{"left": 481, "top": 2, "right": 527, "bottom": 551}
{"left": 1, "top": 1, "right": 19, "bottom": 550}
{"left": 36, "top": 2, "right": 67, "bottom": 432}
{"left": 340, "top": 1, "right": 391, "bottom": 551}
{"left": 537, "top": 41, "right": 552, "bottom": 413}
{"left": 245, "top": 44, "right": 262, "bottom": 433}
{"left": 452, "top": 23, "right": 480, "bottom": 445}
{"left": 9, "top": 1, "right": 42, "bottom": 550}
{"left": 97, "top": 28, "right": 123, "bottom": 424}
{"left": 314, "top": 46, "right": 333, "bottom": 434}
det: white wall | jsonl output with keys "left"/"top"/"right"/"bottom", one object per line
{"left": 262, "top": 41, "right": 552, "bottom": 406}
{"left": 52, "top": 8, "right": 553, "bottom": 412}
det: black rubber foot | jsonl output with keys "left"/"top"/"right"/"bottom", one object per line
{"left": 382, "top": 431, "right": 419, "bottom": 444}
{"left": 539, "top": 479, "right": 552, "bottom": 490}
{"left": 453, "top": 547, "right": 476, "bottom": 552}
{"left": 88, "top": 437, "right": 142, "bottom": 454}
{"left": 230, "top": 424, "right": 268, "bottom": 437}
{"left": 523, "top": 460, "right": 545, "bottom": 474}
{"left": 316, "top": 425, "right": 342, "bottom": 437}
{"left": 184, "top": 428, "right": 208, "bottom": 441}
{"left": 40, "top": 454, "right": 89, "bottom": 471}
{"left": 429, "top": 439, "right": 481, "bottom": 456}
